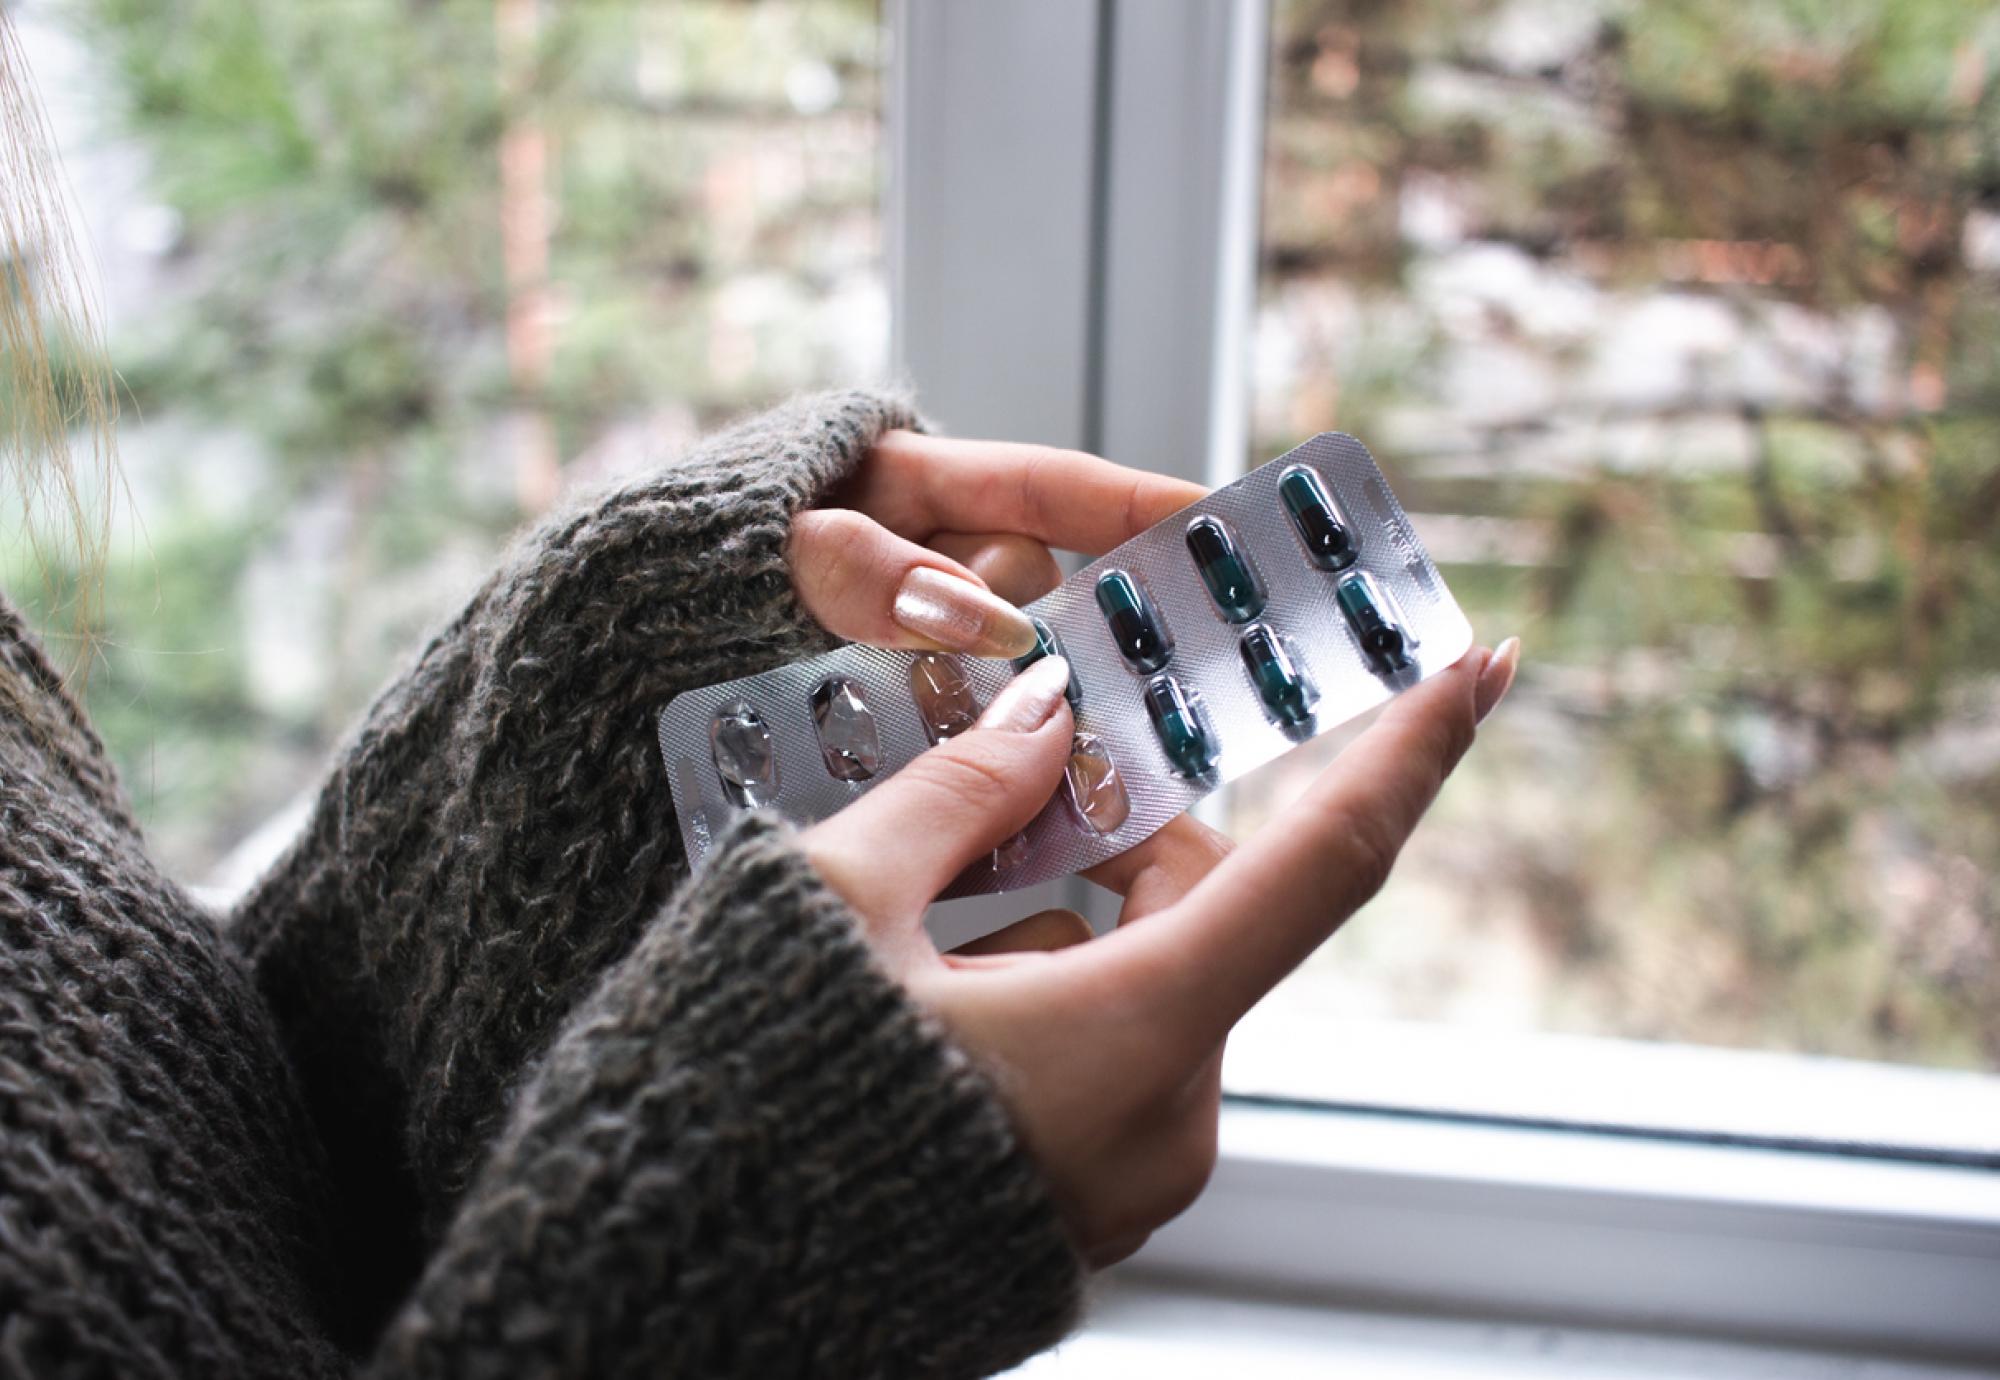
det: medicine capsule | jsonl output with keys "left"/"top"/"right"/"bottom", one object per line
{"left": 1238, "top": 623, "right": 1314, "bottom": 726}
{"left": 709, "top": 700, "right": 780, "bottom": 808}
{"left": 1011, "top": 616, "right": 1082, "bottom": 706}
{"left": 1336, "top": 571, "right": 1415, "bottom": 673}
{"left": 1185, "top": 516, "right": 1265, "bottom": 623}
{"left": 809, "top": 676, "right": 883, "bottom": 781}
{"left": 1279, "top": 466, "right": 1358, "bottom": 570}
{"left": 1094, "top": 569, "right": 1174, "bottom": 673}
{"left": 1143, "top": 674, "right": 1216, "bottom": 777}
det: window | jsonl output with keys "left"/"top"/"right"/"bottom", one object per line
{"left": 1222, "top": 0, "right": 2000, "bottom": 1156}
{"left": 14, "top": 0, "right": 886, "bottom": 883}
{"left": 894, "top": 2, "right": 2000, "bottom": 1356}
{"left": 896, "top": 0, "right": 2000, "bottom": 1157}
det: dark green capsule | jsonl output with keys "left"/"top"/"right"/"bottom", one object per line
{"left": 1238, "top": 624, "right": 1314, "bottom": 725}
{"left": 1011, "top": 616, "right": 1082, "bottom": 706}
{"left": 1185, "top": 517, "right": 1265, "bottom": 623}
{"left": 1279, "top": 466, "right": 1358, "bottom": 570}
{"left": 1143, "top": 674, "right": 1216, "bottom": 776}
{"left": 1336, "top": 571, "right": 1414, "bottom": 673}
{"left": 1094, "top": 569, "right": 1174, "bottom": 674}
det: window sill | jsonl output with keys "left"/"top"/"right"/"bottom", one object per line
{"left": 1220, "top": 1012, "right": 2000, "bottom": 1166}
{"left": 1125, "top": 1100, "right": 2000, "bottom": 1362}
{"left": 1008, "top": 1275, "right": 1996, "bottom": 1379}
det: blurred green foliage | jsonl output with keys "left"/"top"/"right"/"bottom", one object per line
{"left": 9, "top": 0, "right": 883, "bottom": 871}
{"left": 1250, "top": 0, "right": 2000, "bottom": 1066}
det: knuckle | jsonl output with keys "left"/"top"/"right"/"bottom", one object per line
{"left": 1186, "top": 820, "right": 1236, "bottom": 873}
{"left": 796, "top": 505, "right": 867, "bottom": 553}
{"left": 913, "top": 736, "right": 1021, "bottom": 805}
{"left": 1121, "top": 474, "right": 1149, "bottom": 540}
{"left": 791, "top": 509, "right": 870, "bottom": 582}
{"left": 1017, "top": 447, "right": 1062, "bottom": 529}
{"left": 1431, "top": 694, "right": 1479, "bottom": 772}
{"left": 1332, "top": 800, "right": 1404, "bottom": 902}
{"left": 1014, "top": 443, "right": 1100, "bottom": 521}
{"left": 1020, "top": 442, "right": 1093, "bottom": 472}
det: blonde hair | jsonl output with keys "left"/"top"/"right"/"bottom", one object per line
{"left": 1, "top": 4, "right": 120, "bottom": 686}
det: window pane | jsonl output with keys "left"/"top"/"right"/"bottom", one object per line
{"left": 16, "top": 1, "right": 885, "bottom": 883}
{"left": 1234, "top": 2, "right": 2000, "bottom": 1102}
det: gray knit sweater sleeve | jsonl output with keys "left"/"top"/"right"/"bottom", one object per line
{"left": 226, "top": 389, "right": 1084, "bottom": 1376}
{"left": 369, "top": 812, "right": 1079, "bottom": 1379}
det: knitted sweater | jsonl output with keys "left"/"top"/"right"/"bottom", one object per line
{"left": 0, "top": 391, "right": 1083, "bottom": 1379}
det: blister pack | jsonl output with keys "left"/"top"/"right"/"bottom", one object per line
{"left": 657, "top": 432, "right": 1473, "bottom": 898}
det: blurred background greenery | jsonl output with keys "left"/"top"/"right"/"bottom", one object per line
{"left": 1239, "top": 0, "right": 2000, "bottom": 1070}
{"left": 3, "top": 0, "right": 1995, "bottom": 1076}
{"left": 7, "top": 0, "right": 885, "bottom": 873}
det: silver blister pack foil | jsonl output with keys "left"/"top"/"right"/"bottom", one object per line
{"left": 658, "top": 433, "right": 1473, "bottom": 898}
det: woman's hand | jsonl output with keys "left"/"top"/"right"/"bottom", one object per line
{"left": 798, "top": 639, "right": 1520, "bottom": 1267}
{"left": 787, "top": 430, "right": 1207, "bottom": 655}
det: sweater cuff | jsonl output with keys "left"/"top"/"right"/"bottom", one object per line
{"left": 659, "top": 810, "right": 1084, "bottom": 1376}
{"left": 576, "top": 387, "right": 925, "bottom": 669}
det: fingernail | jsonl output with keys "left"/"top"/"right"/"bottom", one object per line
{"left": 977, "top": 655, "right": 1072, "bottom": 733}
{"left": 892, "top": 566, "right": 1040, "bottom": 659}
{"left": 1475, "top": 636, "right": 1520, "bottom": 723}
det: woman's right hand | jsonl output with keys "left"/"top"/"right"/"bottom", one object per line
{"left": 798, "top": 639, "right": 1519, "bottom": 1267}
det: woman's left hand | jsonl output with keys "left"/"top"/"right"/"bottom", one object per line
{"left": 787, "top": 430, "right": 1208, "bottom": 653}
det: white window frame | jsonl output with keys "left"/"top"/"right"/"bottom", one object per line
{"left": 887, "top": 0, "right": 2000, "bottom": 1363}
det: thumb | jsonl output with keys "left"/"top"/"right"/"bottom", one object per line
{"left": 789, "top": 508, "right": 1039, "bottom": 658}
{"left": 801, "top": 656, "right": 1075, "bottom": 923}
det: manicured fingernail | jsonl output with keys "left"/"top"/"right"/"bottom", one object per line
{"left": 977, "top": 656, "right": 1072, "bottom": 733}
{"left": 892, "top": 566, "right": 1040, "bottom": 659}
{"left": 1476, "top": 636, "right": 1520, "bottom": 722}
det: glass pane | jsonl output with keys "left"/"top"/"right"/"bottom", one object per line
{"left": 13, "top": 1, "right": 885, "bottom": 883}
{"left": 1233, "top": 2, "right": 2000, "bottom": 1116}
